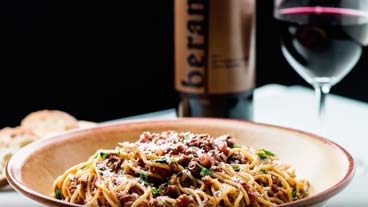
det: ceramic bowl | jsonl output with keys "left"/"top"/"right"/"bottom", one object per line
{"left": 6, "top": 118, "right": 354, "bottom": 207}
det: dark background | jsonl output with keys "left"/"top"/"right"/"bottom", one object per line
{"left": 0, "top": 0, "right": 367, "bottom": 127}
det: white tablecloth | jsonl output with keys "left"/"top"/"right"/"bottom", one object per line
{"left": 1, "top": 84, "right": 367, "bottom": 206}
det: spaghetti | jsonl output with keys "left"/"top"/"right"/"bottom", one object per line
{"left": 52, "top": 131, "right": 309, "bottom": 207}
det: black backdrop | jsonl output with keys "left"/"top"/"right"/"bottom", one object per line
{"left": 0, "top": 0, "right": 367, "bottom": 127}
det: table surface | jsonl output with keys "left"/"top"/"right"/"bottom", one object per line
{"left": 1, "top": 84, "right": 367, "bottom": 206}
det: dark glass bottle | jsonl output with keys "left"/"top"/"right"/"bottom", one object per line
{"left": 174, "top": 0, "right": 255, "bottom": 120}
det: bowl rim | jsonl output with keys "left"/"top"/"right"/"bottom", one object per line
{"left": 6, "top": 117, "right": 355, "bottom": 207}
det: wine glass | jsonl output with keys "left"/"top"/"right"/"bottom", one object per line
{"left": 274, "top": 0, "right": 368, "bottom": 118}
{"left": 274, "top": 0, "right": 368, "bottom": 178}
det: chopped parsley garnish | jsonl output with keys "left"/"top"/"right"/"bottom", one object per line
{"left": 99, "top": 152, "right": 108, "bottom": 159}
{"left": 231, "top": 145, "right": 242, "bottom": 148}
{"left": 95, "top": 152, "right": 108, "bottom": 159}
{"left": 232, "top": 166, "right": 241, "bottom": 172}
{"left": 158, "top": 181, "right": 172, "bottom": 192}
{"left": 257, "top": 149, "right": 275, "bottom": 160}
{"left": 151, "top": 187, "right": 160, "bottom": 195}
{"left": 151, "top": 181, "right": 172, "bottom": 196}
{"left": 198, "top": 164, "right": 214, "bottom": 177}
{"left": 140, "top": 170, "right": 148, "bottom": 182}
{"left": 153, "top": 157, "right": 168, "bottom": 163}
{"left": 261, "top": 169, "right": 268, "bottom": 174}
{"left": 262, "top": 149, "right": 275, "bottom": 157}
{"left": 257, "top": 152, "right": 267, "bottom": 160}
{"left": 79, "top": 166, "right": 85, "bottom": 170}
{"left": 55, "top": 187, "right": 62, "bottom": 200}
{"left": 138, "top": 171, "right": 152, "bottom": 186}
{"left": 161, "top": 181, "right": 172, "bottom": 189}
{"left": 292, "top": 190, "right": 297, "bottom": 199}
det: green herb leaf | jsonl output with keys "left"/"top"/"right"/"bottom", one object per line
{"left": 140, "top": 170, "right": 148, "bottom": 182}
{"left": 158, "top": 181, "right": 172, "bottom": 191}
{"left": 232, "top": 166, "right": 241, "bottom": 172}
{"left": 261, "top": 169, "right": 268, "bottom": 174}
{"left": 170, "top": 159, "right": 178, "bottom": 164}
{"left": 198, "top": 164, "right": 214, "bottom": 177}
{"left": 99, "top": 152, "right": 108, "bottom": 159}
{"left": 262, "top": 149, "right": 275, "bottom": 157}
{"left": 163, "top": 181, "right": 172, "bottom": 188}
{"left": 257, "top": 149, "right": 275, "bottom": 160}
{"left": 292, "top": 190, "right": 297, "bottom": 199}
{"left": 138, "top": 171, "right": 152, "bottom": 186}
{"left": 55, "top": 187, "right": 62, "bottom": 200}
{"left": 231, "top": 145, "right": 242, "bottom": 148}
{"left": 153, "top": 157, "right": 168, "bottom": 163}
{"left": 151, "top": 187, "right": 160, "bottom": 195}
{"left": 257, "top": 152, "right": 267, "bottom": 160}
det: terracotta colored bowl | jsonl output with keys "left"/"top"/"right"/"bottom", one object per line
{"left": 6, "top": 118, "right": 354, "bottom": 207}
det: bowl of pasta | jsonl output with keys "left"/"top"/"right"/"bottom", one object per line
{"left": 6, "top": 118, "right": 354, "bottom": 207}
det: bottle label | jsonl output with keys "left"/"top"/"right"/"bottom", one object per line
{"left": 175, "top": 0, "right": 255, "bottom": 95}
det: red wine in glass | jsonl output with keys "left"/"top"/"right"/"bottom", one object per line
{"left": 276, "top": 7, "right": 368, "bottom": 86}
{"left": 274, "top": 0, "right": 368, "bottom": 178}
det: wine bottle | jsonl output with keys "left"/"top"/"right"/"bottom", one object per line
{"left": 174, "top": 0, "right": 256, "bottom": 120}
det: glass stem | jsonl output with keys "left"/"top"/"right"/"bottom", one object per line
{"left": 314, "top": 83, "right": 331, "bottom": 118}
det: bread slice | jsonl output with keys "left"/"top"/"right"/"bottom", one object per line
{"left": 78, "top": 120, "right": 98, "bottom": 129}
{"left": 20, "top": 110, "right": 78, "bottom": 138}
{"left": 1, "top": 110, "right": 96, "bottom": 188}
{"left": 0, "top": 127, "right": 38, "bottom": 178}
